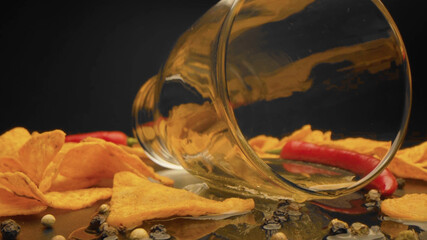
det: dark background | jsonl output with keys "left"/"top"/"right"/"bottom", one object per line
{"left": 0, "top": 0, "right": 425, "bottom": 142}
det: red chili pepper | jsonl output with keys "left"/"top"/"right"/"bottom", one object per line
{"left": 280, "top": 140, "right": 397, "bottom": 196}
{"left": 65, "top": 131, "right": 138, "bottom": 146}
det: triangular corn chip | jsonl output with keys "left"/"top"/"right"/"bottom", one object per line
{"left": 119, "top": 144, "right": 154, "bottom": 167}
{"left": 0, "top": 156, "right": 24, "bottom": 173}
{"left": 58, "top": 139, "right": 173, "bottom": 186}
{"left": 18, "top": 129, "right": 65, "bottom": 184}
{"left": 38, "top": 142, "right": 79, "bottom": 192}
{"left": 317, "top": 137, "right": 390, "bottom": 156}
{"left": 44, "top": 188, "right": 112, "bottom": 210}
{"left": 107, "top": 171, "right": 255, "bottom": 228}
{"left": 0, "top": 172, "right": 48, "bottom": 203}
{"left": 0, "top": 127, "right": 31, "bottom": 159}
{"left": 0, "top": 188, "right": 47, "bottom": 217}
{"left": 381, "top": 142, "right": 427, "bottom": 181}
{"left": 381, "top": 193, "right": 427, "bottom": 221}
{"left": 274, "top": 125, "right": 321, "bottom": 149}
{"left": 48, "top": 174, "right": 101, "bottom": 192}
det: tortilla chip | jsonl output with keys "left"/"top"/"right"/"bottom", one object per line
{"left": 44, "top": 188, "right": 112, "bottom": 210}
{"left": 248, "top": 135, "right": 281, "bottom": 158}
{"left": 0, "top": 127, "right": 31, "bottom": 159}
{"left": 0, "top": 188, "right": 47, "bottom": 217}
{"left": 381, "top": 193, "right": 427, "bottom": 221}
{"left": 58, "top": 139, "right": 173, "bottom": 186}
{"left": 48, "top": 174, "right": 101, "bottom": 192}
{"left": 248, "top": 135, "right": 279, "bottom": 151}
{"left": 0, "top": 156, "right": 24, "bottom": 173}
{"left": 0, "top": 172, "right": 47, "bottom": 203}
{"left": 274, "top": 125, "right": 319, "bottom": 149}
{"left": 386, "top": 142, "right": 427, "bottom": 181}
{"left": 38, "top": 142, "right": 79, "bottom": 192}
{"left": 119, "top": 144, "right": 154, "bottom": 166}
{"left": 18, "top": 129, "right": 65, "bottom": 184}
{"left": 107, "top": 171, "right": 255, "bottom": 228}
{"left": 251, "top": 125, "right": 331, "bottom": 151}
{"left": 318, "top": 137, "right": 390, "bottom": 156}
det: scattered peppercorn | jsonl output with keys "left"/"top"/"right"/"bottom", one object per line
{"left": 116, "top": 225, "right": 127, "bottom": 234}
{"left": 271, "top": 232, "right": 288, "bottom": 240}
{"left": 150, "top": 231, "right": 171, "bottom": 240}
{"left": 287, "top": 209, "right": 303, "bottom": 221}
{"left": 272, "top": 209, "right": 288, "bottom": 223}
{"left": 1, "top": 219, "right": 21, "bottom": 240}
{"left": 395, "top": 229, "right": 419, "bottom": 240}
{"left": 149, "top": 224, "right": 172, "bottom": 240}
{"left": 41, "top": 214, "right": 56, "bottom": 228}
{"left": 396, "top": 178, "right": 406, "bottom": 189}
{"left": 328, "top": 219, "right": 348, "bottom": 235}
{"left": 277, "top": 199, "right": 293, "bottom": 209}
{"left": 365, "top": 189, "right": 381, "bottom": 202}
{"left": 87, "top": 213, "right": 107, "bottom": 233}
{"left": 103, "top": 235, "right": 119, "bottom": 240}
{"left": 51, "top": 235, "right": 66, "bottom": 240}
{"left": 150, "top": 224, "right": 166, "bottom": 233}
{"left": 287, "top": 202, "right": 302, "bottom": 211}
{"left": 370, "top": 225, "right": 381, "bottom": 234}
{"left": 262, "top": 217, "right": 281, "bottom": 230}
{"left": 98, "top": 203, "right": 110, "bottom": 214}
{"left": 130, "top": 228, "right": 150, "bottom": 240}
{"left": 99, "top": 222, "right": 109, "bottom": 232}
{"left": 350, "top": 222, "right": 369, "bottom": 236}
{"left": 99, "top": 225, "right": 119, "bottom": 239}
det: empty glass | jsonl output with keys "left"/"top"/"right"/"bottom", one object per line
{"left": 133, "top": 0, "right": 411, "bottom": 201}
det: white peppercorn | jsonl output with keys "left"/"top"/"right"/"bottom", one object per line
{"left": 41, "top": 214, "right": 56, "bottom": 228}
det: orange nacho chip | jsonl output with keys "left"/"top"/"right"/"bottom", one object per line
{"left": 38, "top": 142, "right": 78, "bottom": 193}
{"left": 248, "top": 125, "right": 333, "bottom": 154}
{"left": 0, "top": 172, "right": 47, "bottom": 203}
{"left": 317, "top": 137, "right": 390, "bottom": 156}
{"left": 18, "top": 129, "right": 65, "bottom": 185}
{"left": 45, "top": 188, "right": 112, "bottom": 210}
{"left": 0, "top": 127, "right": 178, "bottom": 217}
{"left": 58, "top": 138, "right": 173, "bottom": 186}
{"left": 48, "top": 174, "right": 102, "bottom": 192}
{"left": 381, "top": 193, "right": 427, "bottom": 221}
{"left": 386, "top": 142, "right": 427, "bottom": 181}
{"left": 0, "top": 170, "right": 111, "bottom": 213}
{"left": 0, "top": 127, "right": 31, "bottom": 159}
{"left": 107, "top": 171, "right": 255, "bottom": 228}
{"left": 119, "top": 144, "right": 154, "bottom": 167}
{"left": 248, "top": 135, "right": 280, "bottom": 159}
{"left": 0, "top": 156, "right": 24, "bottom": 173}
{"left": 0, "top": 188, "right": 47, "bottom": 217}
{"left": 274, "top": 125, "right": 331, "bottom": 149}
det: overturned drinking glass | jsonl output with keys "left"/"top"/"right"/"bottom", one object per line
{"left": 133, "top": 0, "right": 411, "bottom": 202}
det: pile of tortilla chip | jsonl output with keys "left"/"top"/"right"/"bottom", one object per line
{"left": 0, "top": 127, "right": 255, "bottom": 228}
{"left": 249, "top": 124, "right": 427, "bottom": 181}
{"left": 0, "top": 127, "right": 173, "bottom": 217}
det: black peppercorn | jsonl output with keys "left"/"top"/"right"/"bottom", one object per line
{"left": 1, "top": 219, "right": 21, "bottom": 240}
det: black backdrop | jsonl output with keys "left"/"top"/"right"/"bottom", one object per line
{"left": 1, "top": 0, "right": 425, "bottom": 143}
